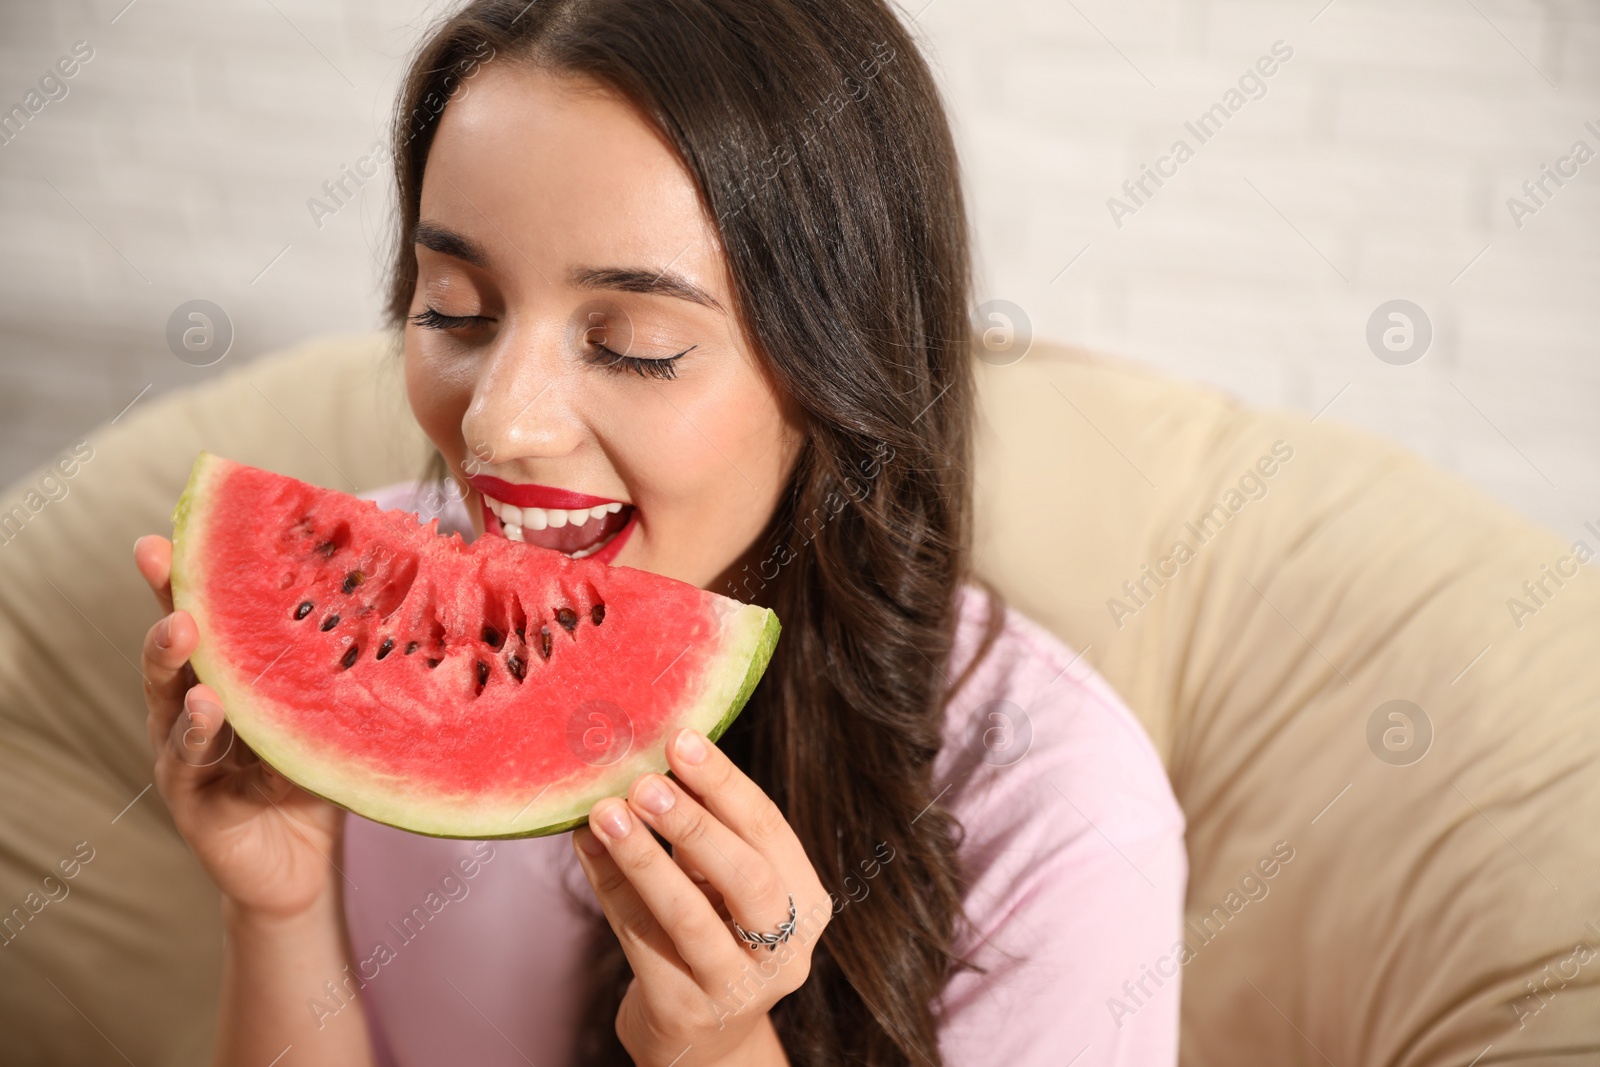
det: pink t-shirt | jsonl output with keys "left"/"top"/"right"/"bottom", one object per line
{"left": 338, "top": 483, "right": 1187, "bottom": 1065}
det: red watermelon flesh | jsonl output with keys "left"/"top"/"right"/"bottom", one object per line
{"left": 168, "top": 453, "right": 779, "bottom": 839}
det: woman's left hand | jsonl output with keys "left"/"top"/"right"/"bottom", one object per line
{"left": 573, "top": 726, "right": 831, "bottom": 1067}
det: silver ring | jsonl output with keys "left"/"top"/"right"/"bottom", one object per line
{"left": 733, "top": 894, "right": 797, "bottom": 952}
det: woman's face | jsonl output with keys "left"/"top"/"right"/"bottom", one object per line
{"left": 405, "top": 63, "right": 804, "bottom": 591}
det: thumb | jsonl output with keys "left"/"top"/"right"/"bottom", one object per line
{"left": 169, "top": 688, "right": 234, "bottom": 772}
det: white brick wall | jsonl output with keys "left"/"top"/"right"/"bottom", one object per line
{"left": 915, "top": 0, "right": 1600, "bottom": 540}
{"left": 1, "top": 0, "right": 1595, "bottom": 538}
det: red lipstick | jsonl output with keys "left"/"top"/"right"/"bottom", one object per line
{"left": 467, "top": 474, "right": 626, "bottom": 510}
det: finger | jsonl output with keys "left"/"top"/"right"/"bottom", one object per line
{"left": 165, "top": 684, "right": 236, "bottom": 773}
{"left": 661, "top": 816, "right": 717, "bottom": 899}
{"left": 143, "top": 609, "right": 199, "bottom": 755}
{"left": 580, "top": 799, "right": 737, "bottom": 980}
{"left": 134, "top": 535, "right": 175, "bottom": 614}
{"left": 627, "top": 772, "right": 793, "bottom": 949}
{"left": 153, "top": 686, "right": 234, "bottom": 813}
{"left": 675, "top": 853, "right": 729, "bottom": 917}
{"left": 666, "top": 729, "right": 813, "bottom": 881}
{"left": 572, "top": 822, "right": 697, "bottom": 986}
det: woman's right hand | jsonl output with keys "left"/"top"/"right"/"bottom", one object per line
{"left": 135, "top": 534, "right": 345, "bottom": 920}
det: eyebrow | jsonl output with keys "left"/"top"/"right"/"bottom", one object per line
{"left": 568, "top": 266, "right": 724, "bottom": 313}
{"left": 413, "top": 220, "right": 490, "bottom": 269}
{"left": 412, "top": 219, "right": 724, "bottom": 312}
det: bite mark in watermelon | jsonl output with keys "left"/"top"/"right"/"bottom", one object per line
{"left": 168, "top": 453, "right": 779, "bottom": 839}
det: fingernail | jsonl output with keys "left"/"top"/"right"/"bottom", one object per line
{"left": 188, "top": 696, "right": 223, "bottom": 721}
{"left": 575, "top": 828, "right": 606, "bottom": 857}
{"left": 186, "top": 697, "right": 222, "bottom": 738}
{"left": 596, "top": 801, "right": 631, "bottom": 840}
{"left": 155, "top": 614, "right": 173, "bottom": 649}
{"left": 635, "top": 776, "right": 675, "bottom": 816}
{"left": 676, "top": 729, "right": 707, "bottom": 765}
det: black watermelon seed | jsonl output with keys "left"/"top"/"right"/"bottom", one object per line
{"left": 294, "top": 601, "right": 314, "bottom": 620}
{"left": 515, "top": 626, "right": 526, "bottom": 643}
{"left": 341, "top": 645, "right": 360, "bottom": 669}
{"left": 320, "top": 614, "right": 340, "bottom": 632}
{"left": 342, "top": 571, "right": 364, "bottom": 594}
{"left": 317, "top": 540, "right": 336, "bottom": 559}
{"left": 506, "top": 653, "right": 526, "bottom": 681}
{"left": 426, "top": 657, "right": 441, "bottom": 669}
{"left": 476, "top": 660, "right": 489, "bottom": 687}
{"left": 482, "top": 626, "right": 503, "bottom": 648}
{"left": 555, "top": 607, "right": 578, "bottom": 632}
{"left": 539, "top": 626, "right": 552, "bottom": 660}
{"left": 376, "top": 637, "right": 395, "bottom": 660}
{"left": 404, "top": 641, "right": 419, "bottom": 655}
{"left": 590, "top": 603, "right": 605, "bottom": 626}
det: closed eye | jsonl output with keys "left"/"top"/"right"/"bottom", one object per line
{"left": 412, "top": 306, "right": 692, "bottom": 380}
{"left": 586, "top": 343, "right": 696, "bottom": 381}
{"left": 409, "top": 307, "right": 489, "bottom": 331}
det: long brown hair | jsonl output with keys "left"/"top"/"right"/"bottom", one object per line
{"left": 385, "top": 2, "right": 1004, "bottom": 1062}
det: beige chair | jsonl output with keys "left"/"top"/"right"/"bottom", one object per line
{"left": 1, "top": 331, "right": 1595, "bottom": 1065}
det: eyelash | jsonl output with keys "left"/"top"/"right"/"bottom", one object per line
{"left": 409, "top": 308, "right": 486, "bottom": 332}
{"left": 587, "top": 342, "right": 694, "bottom": 381}
{"left": 408, "top": 307, "right": 693, "bottom": 381}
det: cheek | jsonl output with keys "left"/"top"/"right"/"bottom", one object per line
{"left": 405, "top": 337, "right": 474, "bottom": 464}
{"left": 621, "top": 364, "right": 798, "bottom": 566}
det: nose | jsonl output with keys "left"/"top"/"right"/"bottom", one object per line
{"left": 459, "top": 323, "right": 585, "bottom": 472}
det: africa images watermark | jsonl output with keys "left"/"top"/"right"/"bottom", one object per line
{"left": 1106, "top": 440, "right": 1295, "bottom": 629}
{"left": 1504, "top": 520, "right": 1599, "bottom": 630}
{"left": 722, "top": 441, "right": 895, "bottom": 602}
{"left": 707, "top": 840, "right": 896, "bottom": 1030}
{"left": 1367, "top": 699, "right": 1432, "bottom": 766}
{"left": 1511, "top": 920, "right": 1600, "bottom": 1031}
{"left": 306, "top": 38, "right": 496, "bottom": 230}
{"left": 1107, "top": 840, "right": 1296, "bottom": 1029}
{"left": 1106, "top": 40, "right": 1295, "bottom": 229}
{"left": 0, "top": 40, "right": 95, "bottom": 149}
{"left": 723, "top": 39, "right": 897, "bottom": 221}
{"left": 307, "top": 842, "right": 497, "bottom": 1029}
{"left": 1, "top": 840, "right": 97, "bottom": 948}
{"left": 0, "top": 441, "right": 95, "bottom": 549}
{"left": 1505, "top": 118, "right": 1600, "bottom": 230}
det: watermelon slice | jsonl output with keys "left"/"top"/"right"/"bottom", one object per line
{"left": 168, "top": 453, "right": 779, "bottom": 839}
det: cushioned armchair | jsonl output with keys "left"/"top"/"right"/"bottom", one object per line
{"left": 2, "top": 332, "right": 1595, "bottom": 1065}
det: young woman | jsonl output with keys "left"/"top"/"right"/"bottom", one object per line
{"left": 134, "top": 1, "right": 1186, "bottom": 1063}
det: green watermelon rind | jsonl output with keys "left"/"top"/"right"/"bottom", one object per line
{"left": 169, "top": 451, "right": 782, "bottom": 841}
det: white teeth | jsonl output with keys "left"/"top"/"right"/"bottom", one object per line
{"left": 486, "top": 495, "right": 628, "bottom": 536}
{"left": 491, "top": 501, "right": 630, "bottom": 559}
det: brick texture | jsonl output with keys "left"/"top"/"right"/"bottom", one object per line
{"left": 0, "top": 0, "right": 1595, "bottom": 537}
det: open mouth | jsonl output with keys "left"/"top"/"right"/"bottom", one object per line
{"left": 475, "top": 491, "right": 637, "bottom": 564}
